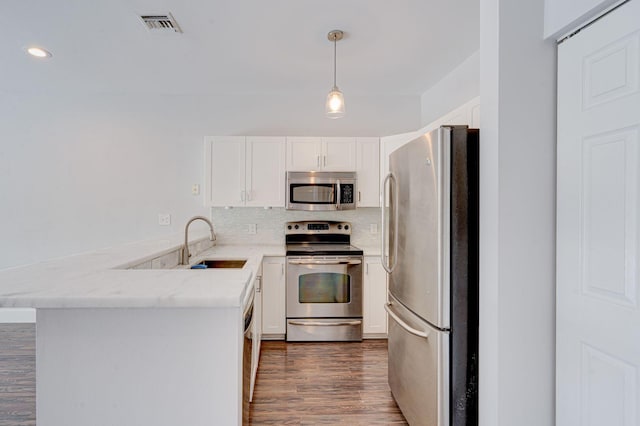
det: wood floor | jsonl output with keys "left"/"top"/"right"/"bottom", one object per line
{"left": 249, "top": 340, "right": 407, "bottom": 425}
{"left": 0, "top": 324, "right": 406, "bottom": 425}
{"left": 0, "top": 324, "right": 35, "bottom": 426}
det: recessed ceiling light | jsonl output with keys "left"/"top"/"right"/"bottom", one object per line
{"left": 26, "top": 47, "right": 52, "bottom": 58}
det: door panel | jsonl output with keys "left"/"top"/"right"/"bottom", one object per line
{"left": 387, "top": 294, "right": 448, "bottom": 426}
{"left": 322, "top": 137, "right": 356, "bottom": 171}
{"left": 388, "top": 128, "right": 450, "bottom": 329}
{"left": 557, "top": 1, "right": 640, "bottom": 424}
{"left": 245, "top": 136, "right": 285, "bottom": 207}
{"left": 205, "top": 136, "right": 245, "bottom": 207}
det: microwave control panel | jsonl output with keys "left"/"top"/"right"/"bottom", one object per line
{"left": 340, "top": 184, "right": 354, "bottom": 204}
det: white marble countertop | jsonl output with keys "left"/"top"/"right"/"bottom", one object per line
{"left": 0, "top": 234, "right": 284, "bottom": 309}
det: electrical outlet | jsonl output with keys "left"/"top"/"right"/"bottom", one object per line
{"left": 191, "top": 184, "right": 200, "bottom": 195}
{"left": 370, "top": 224, "right": 378, "bottom": 234}
{"left": 158, "top": 214, "right": 171, "bottom": 226}
{"left": 247, "top": 224, "right": 257, "bottom": 235}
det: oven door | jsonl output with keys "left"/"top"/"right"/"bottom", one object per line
{"left": 286, "top": 256, "right": 363, "bottom": 318}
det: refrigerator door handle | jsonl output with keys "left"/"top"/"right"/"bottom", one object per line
{"left": 381, "top": 172, "right": 399, "bottom": 273}
{"left": 384, "top": 302, "right": 430, "bottom": 339}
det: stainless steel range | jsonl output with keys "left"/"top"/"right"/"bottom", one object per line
{"left": 285, "top": 221, "right": 363, "bottom": 342}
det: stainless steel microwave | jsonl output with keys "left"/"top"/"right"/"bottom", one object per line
{"left": 286, "top": 171, "right": 357, "bottom": 211}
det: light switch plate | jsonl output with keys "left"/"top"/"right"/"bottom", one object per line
{"left": 191, "top": 184, "right": 200, "bottom": 195}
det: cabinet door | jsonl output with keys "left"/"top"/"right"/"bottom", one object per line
{"left": 250, "top": 274, "right": 262, "bottom": 400}
{"left": 246, "top": 137, "right": 286, "bottom": 207}
{"left": 204, "top": 136, "right": 245, "bottom": 207}
{"left": 322, "top": 137, "right": 356, "bottom": 171}
{"left": 261, "top": 257, "right": 286, "bottom": 338}
{"left": 363, "top": 256, "right": 388, "bottom": 336}
{"left": 286, "top": 137, "right": 322, "bottom": 171}
{"left": 356, "top": 137, "right": 380, "bottom": 207}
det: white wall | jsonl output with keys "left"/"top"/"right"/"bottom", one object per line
{"left": 420, "top": 50, "right": 480, "bottom": 127}
{"left": 544, "top": 0, "right": 623, "bottom": 39}
{"left": 479, "top": 0, "right": 556, "bottom": 425}
{"left": 0, "top": 92, "right": 419, "bottom": 270}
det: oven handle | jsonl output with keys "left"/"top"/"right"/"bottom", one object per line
{"left": 287, "top": 259, "right": 362, "bottom": 265}
{"left": 288, "top": 320, "right": 362, "bottom": 327}
{"left": 336, "top": 179, "right": 341, "bottom": 210}
{"left": 384, "top": 302, "right": 430, "bottom": 339}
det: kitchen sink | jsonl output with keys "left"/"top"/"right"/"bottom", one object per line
{"left": 191, "top": 259, "right": 247, "bottom": 269}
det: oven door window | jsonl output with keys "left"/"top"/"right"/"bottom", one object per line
{"left": 290, "top": 184, "right": 336, "bottom": 204}
{"left": 298, "top": 272, "right": 351, "bottom": 303}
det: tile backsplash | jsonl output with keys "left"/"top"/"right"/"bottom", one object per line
{"left": 210, "top": 207, "right": 381, "bottom": 248}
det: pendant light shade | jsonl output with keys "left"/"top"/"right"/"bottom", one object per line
{"left": 325, "top": 30, "right": 346, "bottom": 119}
{"left": 326, "top": 86, "right": 345, "bottom": 118}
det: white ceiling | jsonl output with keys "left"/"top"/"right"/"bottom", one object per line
{"left": 1, "top": 0, "right": 479, "bottom": 96}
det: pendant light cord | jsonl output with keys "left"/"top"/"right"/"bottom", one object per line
{"left": 333, "top": 37, "right": 337, "bottom": 88}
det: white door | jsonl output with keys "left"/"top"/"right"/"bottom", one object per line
{"left": 322, "top": 137, "right": 356, "bottom": 171}
{"left": 205, "top": 136, "right": 245, "bottom": 207}
{"left": 286, "top": 137, "right": 322, "bottom": 171}
{"left": 245, "top": 136, "right": 286, "bottom": 207}
{"left": 557, "top": 2, "right": 640, "bottom": 425}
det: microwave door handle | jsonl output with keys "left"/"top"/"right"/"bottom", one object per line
{"left": 336, "top": 179, "right": 341, "bottom": 210}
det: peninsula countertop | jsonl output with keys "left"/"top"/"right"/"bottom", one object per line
{"left": 0, "top": 235, "right": 284, "bottom": 309}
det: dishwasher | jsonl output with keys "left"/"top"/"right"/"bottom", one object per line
{"left": 242, "top": 292, "right": 254, "bottom": 425}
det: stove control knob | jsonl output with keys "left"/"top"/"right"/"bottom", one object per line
{"left": 337, "top": 224, "right": 343, "bottom": 230}
{"left": 344, "top": 225, "right": 349, "bottom": 230}
{"left": 287, "top": 225, "right": 292, "bottom": 230}
{"left": 294, "top": 224, "right": 299, "bottom": 230}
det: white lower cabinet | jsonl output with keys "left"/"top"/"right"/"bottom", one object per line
{"left": 363, "top": 256, "right": 388, "bottom": 337}
{"left": 261, "top": 257, "right": 286, "bottom": 339}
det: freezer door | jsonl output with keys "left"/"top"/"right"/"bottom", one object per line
{"left": 386, "top": 294, "right": 449, "bottom": 426}
{"left": 388, "top": 127, "right": 451, "bottom": 328}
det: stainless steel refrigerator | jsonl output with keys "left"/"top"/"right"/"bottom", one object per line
{"left": 381, "top": 125, "right": 479, "bottom": 426}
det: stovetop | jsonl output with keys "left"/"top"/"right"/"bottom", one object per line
{"left": 286, "top": 243, "right": 364, "bottom": 257}
{"left": 284, "top": 221, "right": 362, "bottom": 256}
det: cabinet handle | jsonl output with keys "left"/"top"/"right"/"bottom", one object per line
{"left": 323, "top": 155, "right": 327, "bottom": 167}
{"left": 358, "top": 191, "right": 362, "bottom": 202}
{"left": 366, "top": 263, "right": 369, "bottom": 274}
{"left": 317, "top": 156, "right": 320, "bottom": 168}
{"left": 256, "top": 277, "right": 262, "bottom": 292}
{"left": 247, "top": 191, "right": 252, "bottom": 201}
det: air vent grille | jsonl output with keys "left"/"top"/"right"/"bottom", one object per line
{"left": 140, "top": 13, "right": 182, "bottom": 33}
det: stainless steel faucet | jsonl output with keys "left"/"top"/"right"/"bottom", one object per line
{"left": 182, "top": 216, "right": 216, "bottom": 265}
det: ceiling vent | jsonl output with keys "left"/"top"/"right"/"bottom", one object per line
{"left": 139, "top": 13, "right": 182, "bottom": 33}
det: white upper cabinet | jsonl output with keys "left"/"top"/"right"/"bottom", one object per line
{"left": 245, "top": 137, "right": 286, "bottom": 207}
{"left": 205, "top": 136, "right": 246, "bottom": 207}
{"left": 355, "top": 137, "right": 380, "bottom": 207}
{"left": 322, "top": 137, "right": 357, "bottom": 171}
{"left": 205, "top": 136, "right": 286, "bottom": 207}
{"left": 286, "top": 137, "right": 356, "bottom": 171}
{"left": 285, "top": 137, "right": 322, "bottom": 170}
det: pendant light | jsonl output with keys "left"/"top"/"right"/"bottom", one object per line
{"left": 325, "top": 30, "right": 345, "bottom": 119}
